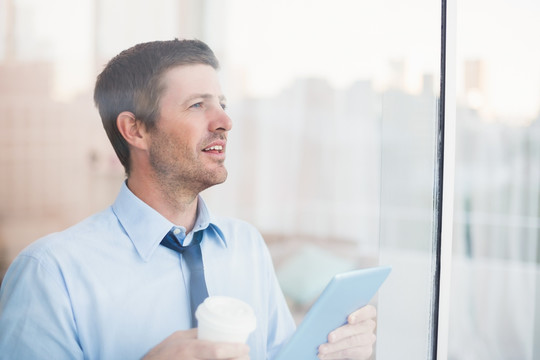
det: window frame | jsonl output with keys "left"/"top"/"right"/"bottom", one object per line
{"left": 431, "top": 0, "right": 456, "bottom": 358}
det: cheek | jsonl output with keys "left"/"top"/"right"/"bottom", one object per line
{"left": 159, "top": 119, "right": 205, "bottom": 156}
{"left": 176, "top": 126, "right": 204, "bottom": 150}
{"left": 170, "top": 131, "right": 201, "bottom": 159}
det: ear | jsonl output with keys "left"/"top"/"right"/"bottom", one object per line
{"left": 116, "top": 111, "right": 149, "bottom": 150}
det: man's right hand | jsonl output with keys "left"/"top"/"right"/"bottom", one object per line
{"left": 142, "top": 329, "right": 250, "bottom": 360}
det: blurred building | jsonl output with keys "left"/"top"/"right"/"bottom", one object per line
{"left": 464, "top": 59, "right": 486, "bottom": 110}
{"left": 0, "top": 61, "right": 123, "bottom": 277}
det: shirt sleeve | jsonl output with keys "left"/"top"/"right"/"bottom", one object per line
{"left": 0, "top": 253, "right": 83, "bottom": 360}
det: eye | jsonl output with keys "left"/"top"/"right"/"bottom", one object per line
{"left": 190, "top": 102, "right": 203, "bottom": 109}
{"left": 220, "top": 103, "right": 228, "bottom": 111}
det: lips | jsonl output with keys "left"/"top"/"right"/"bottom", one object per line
{"left": 202, "top": 140, "right": 226, "bottom": 153}
{"left": 203, "top": 145, "right": 223, "bottom": 152}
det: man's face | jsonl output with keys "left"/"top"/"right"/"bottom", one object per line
{"left": 146, "top": 64, "right": 232, "bottom": 194}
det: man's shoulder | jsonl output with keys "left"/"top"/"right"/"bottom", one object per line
{"left": 20, "top": 206, "right": 120, "bottom": 260}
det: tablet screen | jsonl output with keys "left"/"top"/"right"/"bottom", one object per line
{"left": 275, "top": 265, "right": 391, "bottom": 360}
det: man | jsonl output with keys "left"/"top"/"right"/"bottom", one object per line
{"left": 0, "top": 39, "right": 376, "bottom": 359}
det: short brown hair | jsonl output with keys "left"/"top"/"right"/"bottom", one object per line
{"left": 94, "top": 39, "right": 219, "bottom": 175}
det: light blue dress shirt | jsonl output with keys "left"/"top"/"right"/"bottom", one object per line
{"left": 0, "top": 182, "right": 296, "bottom": 359}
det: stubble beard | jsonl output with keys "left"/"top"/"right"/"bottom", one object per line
{"left": 148, "top": 133, "right": 228, "bottom": 203}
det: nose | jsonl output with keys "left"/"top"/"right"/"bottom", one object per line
{"left": 210, "top": 106, "right": 233, "bottom": 133}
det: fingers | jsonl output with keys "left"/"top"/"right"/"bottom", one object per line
{"left": 347, "top": 305, "right": 377, "bottom": 324}
{"left": 327, "top": 304, "right": 376, "bottom": 344}
{"left": 178, "top": 328, "right": 198, "bottom": 339}
{"left": 228, "top": 355, "right": 250, "bottom": 360}
{"left": 194, "top": 341, "right": 250, "bottom": 359}
{"left": 318, "top": 332, "right": 375, "bottom": 359}
{"left": 142, "top": 329, "right": 250, "bottom": 360}
{"left": 326, "top": 321, "right": 376, "bottom": 344}
{"left": 317, "top": 305, "right": 377, "bottom": 360}
{"left": 318, "top": 339, "right": 375, "bottom": 360}
{"left": 175, "top": 329, "right": 250, "bottom": 358}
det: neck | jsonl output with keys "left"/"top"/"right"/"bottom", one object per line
{"left": 126, "top": 172, "right": 199, "bottom": 233}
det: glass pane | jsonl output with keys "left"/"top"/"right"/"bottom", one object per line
{"left": 0, "top": 0, "right": 443, "bottom": 358}
{"left": 375, "top": 4, "right": 443, "bottom": 360}
{"left": 200, "top": 1, "right": 444, "bottom": 359}
{"left": 449, "top": 0, "right": 540, "bottom": 359}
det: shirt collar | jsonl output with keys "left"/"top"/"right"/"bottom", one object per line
{"left": 112, "top": 181, "right": 227, "bottom": 262}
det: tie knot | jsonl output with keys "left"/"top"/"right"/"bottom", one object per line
{"left": 160, "top": 229, "right": 203, "bottom": 254}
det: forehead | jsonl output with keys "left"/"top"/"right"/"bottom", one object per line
{"left": 160, "top": 64, "right": 223, "bottom": 99}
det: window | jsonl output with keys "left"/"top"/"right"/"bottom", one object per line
{"left": 4, "top": 0, "right": 536, "bottom": 359}
{"left": 449, "top": 0, "right": 540, "bottom": 358}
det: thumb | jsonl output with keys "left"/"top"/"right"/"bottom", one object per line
{"left": 175, "top": 328, "right": 198, "bottom": 340}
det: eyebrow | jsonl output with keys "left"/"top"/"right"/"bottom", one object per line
{"left": 181, "top": 93, "right": 227, "bottom": 106}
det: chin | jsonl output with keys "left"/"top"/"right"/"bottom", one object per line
{"left": 215, "top": 171, "right": 228, "bottom": 185}
{"left": 205, "top": 169, "right": 228, "bottom": 188}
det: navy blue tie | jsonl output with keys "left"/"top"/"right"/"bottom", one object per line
{"left": 160, "top": 229, "right": 208, "bottom": 327}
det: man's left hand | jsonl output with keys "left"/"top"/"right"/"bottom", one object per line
{"left": 317, "top": 305, "right": 377, "bottom": 360}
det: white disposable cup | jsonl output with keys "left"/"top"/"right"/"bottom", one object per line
{"left": 195, "top": 296, "right": 257, "bottom": 343}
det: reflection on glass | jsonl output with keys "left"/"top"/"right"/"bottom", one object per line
{"left": 1, "top": 0, "right": 443, "bottom": 359}
{"left": 450, "top": 0, "right": 540, "bottom": 359}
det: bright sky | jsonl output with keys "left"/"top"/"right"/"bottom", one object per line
{"left": 457, "top": 0, "right": 540, "bottom": 120}
{"left": 3, "top": 0, "right": 540, "bottom": 120}
{"left": 222, "top": 0, "right": 442, "bottom": 95}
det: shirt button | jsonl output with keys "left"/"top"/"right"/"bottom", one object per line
{"left": 173, "top": 228, "right": 181, "bottom": 235}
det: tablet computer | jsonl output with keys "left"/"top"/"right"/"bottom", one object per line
{"left": 274, "top": 265, "right": 392, "bottom": 360}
